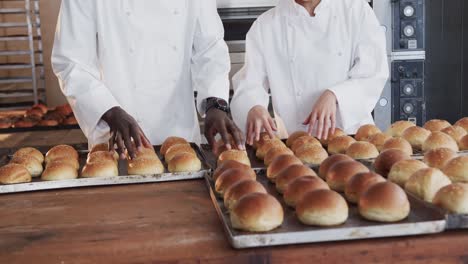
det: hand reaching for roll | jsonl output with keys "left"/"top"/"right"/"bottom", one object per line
{"left": 205, "top": 108, "right": 245, "bottom": 153}
{"left": 303, "top": 90, "right": 337, "bottom": 140}
{"left": 246, "top": 105, "right": 277, "bottom": 146}
{"left": 101, "top": 107, "right": 152, "bottom": 159}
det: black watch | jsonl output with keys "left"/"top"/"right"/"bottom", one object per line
{"left": 205, "top": 97, "right": 229, "bottom": 114}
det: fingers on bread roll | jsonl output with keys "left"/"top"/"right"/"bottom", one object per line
{"left": 291, "top": 136, "right": 321, "bottom": 153}
{"left": 87, "top": 151, "right": 118, "bottom": 165}
{"left": 253, "top": 132, "right": 277, "bottom": 150}
{"left": 402, "top": 126, "right": 431, "bottom": 150}
{"left": 13, "top": 147, "right": 44, "bottom": 163}
{"left": 41, "top": 163, "right": 78, "bottom": 181}
{"left": 224, "top": 180, "right": 267, "bottom": 211}
{"left": 266, "top": 154, "right": 302, "bottom": 182}
{"left": 442, "top": 156, "right": 468, "bottom": 183}
{"left": 9, "top": 156, "right": 43, "bottom": 177}
{"left": 388, "top": 159, "right": 428, "bottom": 187}
{"left": 168, "top": 153, "right": 201, "bottom": 173}
{"left": 0, "top": 164, "right": 32, "bottom": 184}
{"left": 284, "top": 176, "right": 329, "bottom": 208}
{"left": 256, "top": 139, "right": 285, "bottom": 160}
{"left": 45, "top": 145, "right": 78, "bottom": 164}
{"left": 455, "top": 117, "right": 468, "bottom": 132}
{"left": 286, "top": 131, "right": 309, "bottom": 147}
{"left": 433, "top": 183, "right": 468, "bottom": 214}
{"left": 423, "top": 119, "right": 451, "bottom": 132}
{"left": 382, "top": 137, "right": 413, "bottom": 156}
{"left": 441, "top": 126, "right": 467, "bottom": 143}
{"left": 213, "top": 160, "right": 254, "bottom": 182}
{"left": 386, "top": 121, "right": 416, "bottom": 137}
{"left": 319, "top": 154, "right": 353, "bottom": 180}
{"left": 165, "top": 144, "right": 196, "bottom": 162}
{"left": 345, "top": 172, "right": 386, "bottom": 204}
{"left": 326, "top": 160, "right": 369, "bottom": 192}
{"left": 369, "top": 133, "right": 392, "bottom": 152}
{"left": 328, "top": 136, "right": 356, "bottom": 155}
{"left": 422, "top": 132, "right": 459, "bottom": 152}
{"left": 160, "top": 137, "right": 188, "bottom": 156}
{"left": 319, "top": 128, "right": 346, "bottom": 146}
{"left": 275, "top": 164, "right": 317, "bottom": 193}
{"left": 374, "top": 149, "right": 411, "bottom": 177}
{"left": 231, "top": 193, "right": 284, "bottom": 232}
{"left": 218, "top": 150, "right": 250, "bottom": 167}
{"left": 215, "top": 168, "right": 256, "bottom": 196}
{"left": 128, "top": 157, "right": 164, "bottom": 175}
{"left": 264, "top": 145, "right": 293, "bottom": 166}
{"left": 296, "top": 189, "right": 348, "bottom": 226}
{"left": 346, "top": 142, "right": 379, "bottom": 160}
{"left": 405, "top": 168, "right": 451, "bottom": 202}
{"left": 295, "top": 145, "right": 328, "bottom": 165}
{"left": 82, "top": 160, "right": 119, "bottom": 178}
{"left": 460, "top": 135, "right": 468, "bottom": 151}
{"left": 355, "top": 124, "right": 382, "bottom": 142}
{"left": 423, "top": 148, "right": 458, "bottom": 169}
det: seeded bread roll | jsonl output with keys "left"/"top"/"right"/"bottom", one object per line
{"left": 41, "top": 163, "right": 78, "bottom": 181}
{"left": 275, "top": 164, "right": 317, "bottom": 193}
{"left": 296, "top": 189, "right": 348, "bottom": 226}
{"left": 82, "top": 161, "right": 118, "bottom": 178}
{"left": 291, "top": 136, "right": 321, "bottom": 153}
{"left": 346, "top": 141, "right": 379, "bottom": 160}
{"left": 388, "top": 159, "right": 428, "bottom": 187}
{"left": 402, "top": 126, "right": 431, "bottom": 150}
{"left": 345, "top": 172, "right": 386, "bottom": 203}
{"left": 9, "top": 156, "right": 43, "bottom": 177}
{"left": 284, "top": 176, "right": 329, "bottom": 208}
{"left": 355, "top": 124, "right": 382, "bottom": 142}
{"left": 168, "top": 153, "right": 201, "bottom": 173}
{"left": 424, "top": 119, "right": 451, "bottom": 132}
{"left": 318, "top": 154, "right": 353, "bottom": 180}
{"left": 286, "top": 131, "right": 309, "bottom": 147}
{"left": 386, "top": 121, "right": 416, "bottom": 137}
{"left": 0, "top": 164, "right": 32, "bottom": 184}
{"left": 423, "top": 148, "right": 458, "bottom": 170}
{"left": 256, "top": 139, "right": 285, "bottom": 160}
{"left": 422, "top": 132, "right": 459, "bottom": 153}
{"left": 165, "top": 144, "right": 196, "bottom": 162}
{"left": 369, "top": 133, "right": 392, "bottom": 152}
{"left": 128, "top": 158, "right": 164, "bottom": 175}
{"left": 264, "top": 145, "right": 293, "bottom": 166}
{"left": 382, "top": 137, "right": 413, "bottom": 156}
{"left": 224, "top": 180, "right": 267, "bottom": 211}
{"left": 218, "top": 150, "right": 251, "bottom": 167}
{"left": 160, "top": 137, "right": 188, "bottom": 156}
{"left": 87, "top": 151, "right": 118, "bottom": 165}
{"left": 266, "top": 154, "right": 302, "bottom": 182}
{"left": 455, "top": 117, "right": 468, "bottom": 132}
{"left": 295, "top": 145, "right": 328, "bottom": 165}
{"left": 326, "top": 160, "right": 369, "bottom": 192}
{"left": 405, "top": 168, "right": 452, "bottom": 202}
{"left": 45, "top": 158, "right": 80, "bottom": 170}
{"left": 45, "top": 145, "right": 78, "bottom": 164}
{"left": 327, "top": 136, "right": 356, "bottom": 155}
{"left": 433, "top": 183, "right": 468, "bottom": 214}
{"left": 13, "top": 147, "right": 44, "bottom": 163}
{"left": 442, "top": 156, "right": 468, "bottom": 183}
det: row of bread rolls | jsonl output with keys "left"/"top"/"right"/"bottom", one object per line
{"left": 0, "top": 104, "right": 78, "bottom": 129}
{"left": 0, "top": 147, "right": 45, "bottom": 184}
{"left": 214, "top": 150, "right": 284, "bottom": 232}
{"left": 161, "top": 137, "right": 201, "bottom": 173}
{"left": 82, "top": 143, "right": 119, "bottom": 177}
{"left": 42, "top": 145, "right": 80, "bottom": 180}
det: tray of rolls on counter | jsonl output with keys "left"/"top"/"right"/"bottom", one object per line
{"left": 0, "top": 137, "right": 209, "bottom": 194}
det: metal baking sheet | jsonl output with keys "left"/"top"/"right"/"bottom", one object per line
{"left": 0, "top": 143, "right": 209, "bottom": 194}
{"left": 205, "top": 171, "right": 446, "bottom": 249}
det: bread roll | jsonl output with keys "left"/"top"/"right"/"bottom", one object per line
{"left": 319, "top": 128, "right": 346, "bottom": 146}
{"left": 160, "top": 137, "right": 188, "bottom": 156}
{"left": 45, "top": 145, "right": 78, "bottom": 164}
{"left": 215, "top": 168, "right": 256, "bottom": 196}
{"left": 345, "top": 172, "right": 386, "bottom": 203}
{"left": 442, "top": 156, "right": 468, "bottom": 183}
{"left": 284, "top": 176, "right": 329, "bottom": 208}
{"left": 128, "top": 158, "right": 164, "bottom": 175}
{"left": 355, "top": 124, "right": 382, "bottom": 142}
{"left": 0, "top": 164, "right": 32, "bottom": 184}
{"left": 422, "top": 132, "right": 459, "bottom": 152}
{"left": 253, "top": 132, "right": 277, "bottom": 150}
{"left": 0, "top": 118, "right": 11, "bottom": 129}
{"left": 264, "top": 145, "right": 293, "bottom": 166}
{"left": 433, "top": 183, "right": 468, "bottom": 214}
{"left": 218, "top": 150, "right": 251, "bottom": 167}
{"left": 295, "top": 145, "right": 328, "bottom": 165}
{"left": 224, "top": 180, "right": 267, "bottom": 211}
{"left": 369, "top": 133, "right": 392, "bottom": 152}
{"left": 359, "top": 182, "right": 410, "bottom": 222}
{"left": 460, "top": 135, "right": 468, "bottom": 151}
{"left": 231, "top": 193, "right": 284, "bottom": 232}
{"left": 134, "top": 147, "right": 158, "bottom": 159}
{"left": 275, "top": 164, "right": 317, "bottom": 193}
{"left": 346, "top": 142, "right": 379, "bottom": 160}
{"left": 386, "top": 121, "right": 415, "bottom": 137}
{"left": 213, "top": 160, "right": 254, "bottom": 182}
{"left": 326, "top": 160, "right": 369, "bottom": 192}
{"left": 402, "top": 126, "right": 431, "bottom": 150}
{"left": 423, "top": 148, "right": 458, "bottom": 169}
{"left": 286, "top": 131, "right": 309, "bottom": 147}
{"left": 388, "top": 159, "right": 428, "bottom": 187}
{"left": 13, "top": 147, "right": 44, "bottom": 163}
{"left": 442, "top": 126, "right": 467, "bottom": 143}
{"left": 328, "top": 136, "right": 356, "bottom": 155}
{"left": 213, "top": 136, "right": 238, "bottom": 157}
{"left": 38, "top": 119, "right": 59, "bottom": 127}
{"left": 382, "top": 137, "right": 413, "bottom": 156}
{"left": 168, "top": 153, "right": 201, "bottom": 173}
{"left": 87, "top": 151, "right": 118, "bottom": 165}
{"left": 256, "top": 139, "right": 285, "bottom": 160}
{"left": 455, "top": 117, "right": 468, "bottom": 132}
{"left": 41, "top": 163, "right": 78, "bottom": 181}
{"left": 82, "top": 161, "right": 118, "bottom": 178}
{"left": 374, "top": 149, "right": 411, "bottom": 177}
{"left": 45, "top": 158, "right": 80, "bottom": 170}
{"left": 266, "top": 154, "right": 302, "bottom": 182}
{"left": 424, "top": 119, "right": 451, "bottom": 132}
{"left": 405, "top": 168, "right": 451, "bottom": 202}
{"left": 296, "top": 189, "right": 348, "bottom": 226}
{"left": 90, "top": 143, "right": 110, "bottom": 154}
{"left": 32, "top": 103, "right": 48, "bottom": 114}
{"left": 9, "top": 156, "right": 43, "bottom": 177}
{"left": 318, "top": 154, "right": 353, "bottom": 179}
{"left": 165, "top": 144, "right": 196, "bottom": 162}
{"left": 291, "top": 136, "right": 321, "bottom": 153}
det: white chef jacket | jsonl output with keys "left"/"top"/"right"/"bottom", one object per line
{"left": 231, "top": 0, "right": 389, "bottom": 135}
{"left": 52, "top": 0, "right": 230, "bottom": 146}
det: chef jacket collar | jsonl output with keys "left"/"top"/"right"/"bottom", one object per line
{"left": 278, "top": 0, "right": 330, "bottom": 17}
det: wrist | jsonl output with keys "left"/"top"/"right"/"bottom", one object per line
{"left": 102, "top": 106, "right": 120, "bottom": 123}
{"left": 205, "top": 97, "right": 229, "bottom": 115}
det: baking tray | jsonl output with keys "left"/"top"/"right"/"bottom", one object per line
{"left": 205, "top": 171, "right": 446, "bottom": 249}
{"left": 0, "top": 143, "right": 209, "bottom": 194}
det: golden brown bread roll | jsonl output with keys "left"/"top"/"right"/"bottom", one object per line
{"left": 264, "top": 145, "right": 293, "bottom": 166}
{"left": 231, "top": 193, "right": 284, "bottom": 232}
{"left": 442, "top": 156, "right": 468, "bottom": 183}
{"left": 423, "top": 148, "right": 458, "bottom": 169}
{"left": 253, "top": 132, "right": 277, "bottom": 150}
{"left": 295, "top": 145, "right": 328, "bottom": 165}
{"left": 224, "top": 180, "right": 267, "bottom": 211}
{"left": 266, "top": 154, "right": 302, "bottom": 182}
{"left": 0, "top": 164, "right": 32, "bottom": 184}
{"left": 460, "top": 135, "right": 468, "bottom": 151}
{"left": 275, "top": 164, "right": 317, "bottom": 193}
{"left": 296, "top": 189, "right": 348, "bottom": 226}
{"left": 355, "top": 124, "right": 382, "bottom": 142}
{"left": 424, "top": 119, "right": 451, "bottom": 132}
{"left": 374, "top": 149, "right": 411, "bottom": 177}
{"left": 41, "top": 163, "right": 78, "bottom": 181}
{"left": 160, "top": 137, "right": 188, "bottom": 156}
{"left": 87, "top": 151, "right": 118, "bottom": 165}
{"left": 345, "top": 172, "right": 386, "bottom": 203}
{"left": 256, "top": 139, "right": 285, "bottom": 160}
{"left": 45, "top": 158, "right": 80, "bottom": 170}
{"left": 133, "top": 147, "right": 158, "bottom": 159}
{"left": 346, "top": 142, "right": 379, "bottom": 160}
{"left": 38, "top": 119, "right": 59, "bottom": 127}
{"left": 45, "top": 145, "right": 79, "bottom": 164}
{"left": 128, "top": 158, "right": 164, "bottom": 175}
{"left": 165, "top": 144, "right": 196, "bottom": 162}
{"left": 441, "top": 126, "right": 467, "bottom": 143}
{"left": 326, "top": 160, "right": 369, "bottom": 192}
{"left": 318, "top": 154, "right": 353, "bottom": 180}
{"left": 284, "top": 176, "right": 329, "bottom": 208}
{"left": 168, "top": 153, "right": 201, "bottom": 173}
{"left": 319, "top": 128, "right": 346, "bottom": 146}
{"left": 369, "top": 133, "right": 392, "bottom": 152}
{"left": 13, "top": 147, "right": 44, "bottom": 163}
{"left": 382, "top": 137, "right": 413, "bottom": 156}
{"left": 455, "top": 117, "right": 468, "bottom": 132}
{"left": 359, "top": 182, "right": 410, "bottom": 222}
{"left": 213, "top": 160, "right": 254, "bottom": 182}
{"left": 422, "top": 132, "right": 459, "bottom": 153}
{"left": 402, "top": 126, "right": 431, "bottom": 150}
{"left": 286, "top": 131, "right": 309, "bottom": 147}
{"left": 433, "top": 183, "right": 468, "bottom": 214}
{"left": 388, "top": 159, "right": 428, "bottom": 187}
{"left": 291, "top": 136, "right": 321, "bottom": 153}
{"left": 9, "top": 156, "right": 43, "bottom": 177}
{"left": 82, "top": 161, "right": 118, "bottom": 178}
{"left": 327, "top": 136, "right": 356, "bottom": 155}
{"left": 90, "top": 143, "right": 110, "bottom": 154}
{"left": 386, "top": 121, "right": 416, "bottom": 137}
{"left": 215, "top": 168, "right": 256, "bottom": 196}
{"left": 213, "top": 136, "right": 238, "bottom": 157}
{"left": 405, "top": 168, "right": 451, "bottom": 202}
{"left": 218, "top": 150, "right": 251, "bottom": 167}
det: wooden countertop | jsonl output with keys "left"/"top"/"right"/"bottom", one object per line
{"left": 1, "top": 130, "right": 468, "bottom": 263}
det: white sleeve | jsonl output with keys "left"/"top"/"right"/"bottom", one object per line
{"left": 328, "top": 1, "right": 389, "bottom": 131}
{"left": 192, "top": 0, "right": 231, "bottom": 116}
{"left": 230, "top": 21, "right": 270, "bottom": 133}
{"left": 51, "top": 0, "right": 119, "bottom": 139}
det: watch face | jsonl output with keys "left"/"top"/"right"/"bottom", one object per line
{"left": 216, "top": 99, "right": 228, "bottom": 108}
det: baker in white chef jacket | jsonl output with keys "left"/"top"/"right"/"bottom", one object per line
{"left": 52, "top": 0, "right": 244, "bottom": 158}
{"left": 231, "top": 0, "right": 389, "bottom": 145}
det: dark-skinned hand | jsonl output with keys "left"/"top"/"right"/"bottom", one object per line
{"left": 204, "top": 108, "right": 245, "bottom": 153}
